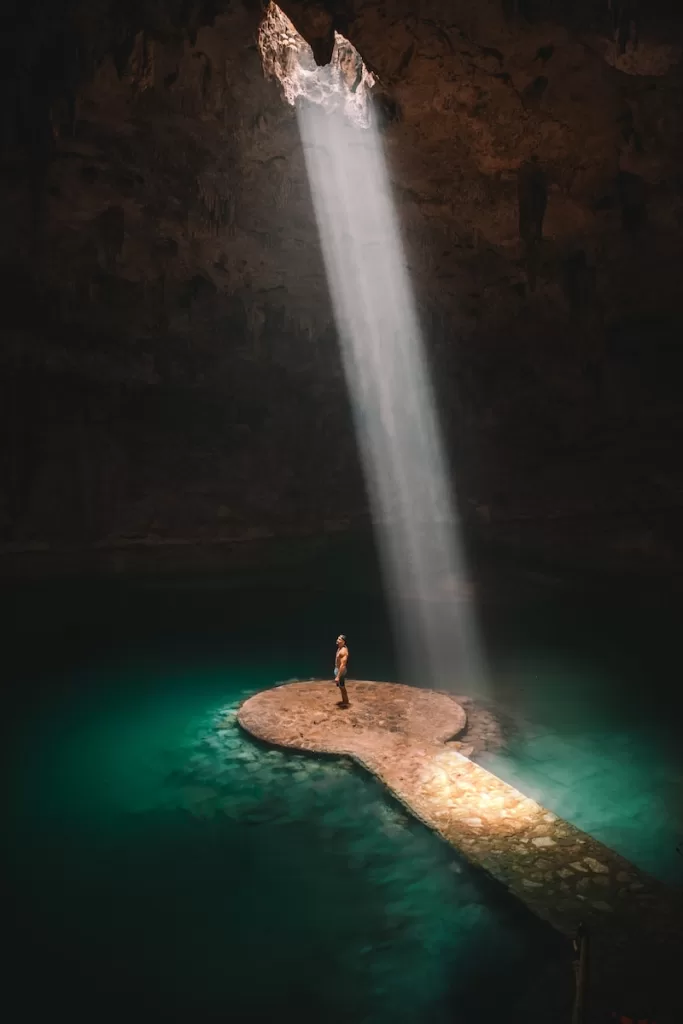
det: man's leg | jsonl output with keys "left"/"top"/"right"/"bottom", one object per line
{"left": 338, "top": 678, "right": 349, "bottom": 706}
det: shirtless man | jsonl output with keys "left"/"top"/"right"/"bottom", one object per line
{"left": 334, "top": 634, "right": 350, "bottom": 707}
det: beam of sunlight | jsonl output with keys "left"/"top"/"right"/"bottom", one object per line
{"left": 259, "top": 5, "right": 486, "bottom": 693}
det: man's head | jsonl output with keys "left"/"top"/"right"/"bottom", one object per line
{"left": 336, "top": 634, "right": 346, "bottom": 648}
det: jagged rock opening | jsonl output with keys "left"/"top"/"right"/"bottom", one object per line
{"left": 0, "top": 1, "right": 682, "bottom": 570}
{"left": 258, "top": 2, "right": 375, "bottom": 125}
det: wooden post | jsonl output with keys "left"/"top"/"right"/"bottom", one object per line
{"left": 572, "top": 922, "right": 589, "bottom": 1024}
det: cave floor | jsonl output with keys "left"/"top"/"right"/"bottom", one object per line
{"left": 238, "top": 680, "right": 683, "bottom": 1022}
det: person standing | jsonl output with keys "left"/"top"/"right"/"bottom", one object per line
{"left": 334, "top": 634, "right": 350, "bottom": 707}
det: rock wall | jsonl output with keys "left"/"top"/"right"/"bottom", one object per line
{"left": 1, "top": 1, "right": 682, "bottom": 567}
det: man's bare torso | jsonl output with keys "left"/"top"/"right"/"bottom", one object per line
{"left": 335, "top": 644, "right": 348, "bottom": 676}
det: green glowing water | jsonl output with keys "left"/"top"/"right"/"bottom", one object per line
{"left": 6, "top": 552, "right": 681, "bottom": 1022}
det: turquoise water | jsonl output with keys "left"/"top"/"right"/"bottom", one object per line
{"left": 6, "top": 555, "right": 681, "bottom": 1021}
{"left": 475, "top": 585, "right": 683, "bottom": 887}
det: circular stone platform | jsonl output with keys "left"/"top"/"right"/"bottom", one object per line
{"left": 237, "top": 680, "right": 467, "bottom": 758}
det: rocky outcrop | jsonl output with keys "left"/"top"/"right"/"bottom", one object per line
{"left": 1, "top": 1, "right": 682, "bottom": 564}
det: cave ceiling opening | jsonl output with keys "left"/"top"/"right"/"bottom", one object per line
{"left": 258, "top": 2, "right": 376, "bottom": 126}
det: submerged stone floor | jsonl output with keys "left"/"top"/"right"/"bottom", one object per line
{"left": 238, "top": 680, "right": 682, "bottom": 1022}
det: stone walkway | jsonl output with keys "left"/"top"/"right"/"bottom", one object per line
{"left": 237, "top": 680, "right": 682, "bottom": 1022}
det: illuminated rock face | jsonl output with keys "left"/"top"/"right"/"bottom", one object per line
{"left": 0, "top": 1, "right": 682, "bottom": 557}
{"left": 258, "top": 3, "right": 375, "bottom": 125}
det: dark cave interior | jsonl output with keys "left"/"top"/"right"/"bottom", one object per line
{"left": 1, "top": 0, "right": 682, "bottom": 571}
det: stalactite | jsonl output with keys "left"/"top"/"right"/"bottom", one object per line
{"left": 126, "top": 31, "right": 155, "bottom": 93}
{"left": 196, "top": 173, "right": 235, "bottom": 234}
{"left": 517, "top": 156, "right": 547, "bottom": 292}
{"left": 282, "top": 308, "right": 322, "bottom": 344}
{"left": 95, "top": 205, "right": 125, "bottom": 270}
{"left": 244, "top": 300, "right": 266, "bottom": 356}
{"left": 608, "top": 0, "right": 639, "bottom": 55}
{"left": 275, "top": 174, "right": 293, "bottom": 209}
{"left": 563, "top": 249, "right": 596, "bottom": 319}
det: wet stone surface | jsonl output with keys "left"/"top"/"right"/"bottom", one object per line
{"left": 238, "top": 680, "right": 683, "bottom": 1023}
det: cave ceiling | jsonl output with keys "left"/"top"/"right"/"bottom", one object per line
{"left": 3, "top": 1, "right": 682, "bottom": 358}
